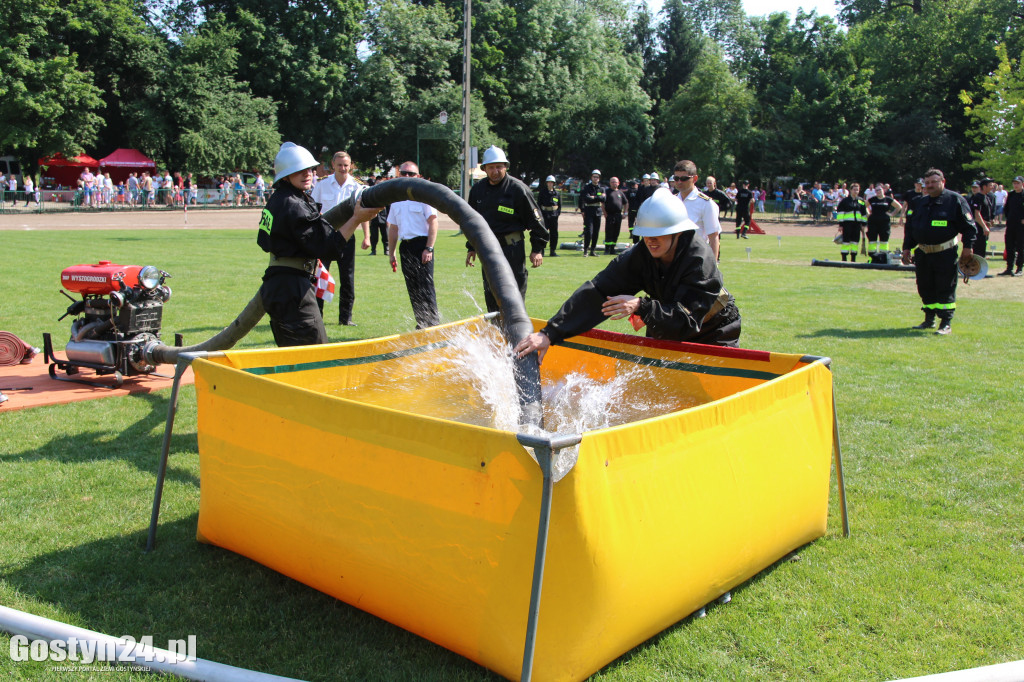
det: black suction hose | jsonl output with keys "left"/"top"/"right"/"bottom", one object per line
{"left": 324, "top": 178, "right": 543, "bottom": 427}
{"left": 143, "top": 293, "right": 265, "bottom": 367}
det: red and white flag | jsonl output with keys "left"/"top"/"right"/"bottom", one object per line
{"left": 314, "top": 260, "right": 335, "bottom": 303}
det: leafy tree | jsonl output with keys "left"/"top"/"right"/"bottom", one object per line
{"left": 197, "top": 0, "right": 366, "bottom": 154}
{"left": 739, "top": 12, "right": 881, "bottom": 184}
{"left": 681, "top": 0, "right": 750, "bottom": 62}
{"left": 0, "top": 0, "right": 105, "bottom": 164}
{"left": 626, "top": 0, "right": 659, "bottom": 102}
{"left": 961, "top": 43, "right": 1024, "bottom": 182}
{"left": 651, "top": 0, "right": 704, "bottom": 106}
{"left": 347, "top": 0, "right": 501, "bottom": 186}
{"left": 844, "top": 0, "right": 1004, "bottom": 184}
{"left": 475, "top": 0, "right": 653, "bottom": 180}
{"left": 657, "top": 44, "right": 752, "bottom": 178}
{"left": 47, "top": 0, "right": 171, "bottom": 157}
{"left": 152, "top": 19, "right": 281, "bottom": 175}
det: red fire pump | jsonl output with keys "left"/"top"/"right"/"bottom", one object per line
{"left": 43, "top": 261, "right": 180, "bottom": 386}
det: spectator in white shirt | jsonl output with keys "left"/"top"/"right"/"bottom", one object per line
{"left": 310, "top": 151, "right": 371, "bottom": 325}
{"left": 387, "top": 161, "right": 440, "bottom": 329}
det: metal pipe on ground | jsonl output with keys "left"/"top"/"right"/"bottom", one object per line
{"left": 0, "top": 604, "right": 304, "bottom": 682}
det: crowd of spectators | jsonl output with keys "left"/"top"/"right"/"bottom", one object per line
{"left": 0, "top": 167, "right": 271, "bottom": 210}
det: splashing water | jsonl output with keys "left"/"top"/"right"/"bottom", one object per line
{"left": 331, "top": 323, "right": 690, "bottom": 481}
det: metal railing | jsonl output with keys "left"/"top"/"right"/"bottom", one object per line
{"left": 0, "top": 188, "right": 273, "bottom": 214}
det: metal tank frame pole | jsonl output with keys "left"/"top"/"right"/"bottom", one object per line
{"left": 461, "top": 0, "right": 471, "bottom": 200}
{"left": 805, "top": 355, "right": 850, "bottom": 538}
{"left": 831, "top": 384, "right": 850, "bottom": 537}
{"left": 145, "top": 351, "right": 213, "bottom": 553}
{"left": 516, "top": 433, "right": 582, "bottom": 682}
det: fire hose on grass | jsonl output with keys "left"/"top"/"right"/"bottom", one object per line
{"left": 141, "top": 177, "right": 543, "bottom": 425}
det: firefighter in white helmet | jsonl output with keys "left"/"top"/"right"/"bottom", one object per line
{"left": 256, "top": 142, "right": 381, "bottom": 346}
{"left": 579, "top": 169, "right": 605, "bottom": 257}
{"left": 514, "top": 187, "right": 742, "bottom": 361}
{"left": 538, "top": 175, "right": 561, "bottom": 257}
{"left": 467, "top": 145, "right": 549, "bottom": 313}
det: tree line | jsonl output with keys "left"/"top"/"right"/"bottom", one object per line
{"left": 2, "top": 0, "right": 1022, "bottom": 189}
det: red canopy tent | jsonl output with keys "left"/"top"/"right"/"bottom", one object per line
{"left": 99, "top": 148, "right": 156, "bottom": 184}
{"left": 37, "top": 153, "right": 100, "bottom": 189}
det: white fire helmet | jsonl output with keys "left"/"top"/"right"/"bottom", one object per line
{"left": 591, "top": 169, "right": 601, "bottom": 176}
{"left": 958, "top": 254, "right": 989, "bottom": 281}
{"left": 650, "top": 172, "right": 660, "bottom": 180}
{"left": 642, "top": 173, "right": 651, "bottom": 180}
{"left": 480, "top": 145, "right": 509, "bottom": 167}
{"left": 632, "top": 188, "right": 698, "bottom": 237}
{"left": 274, "top": 142, "right": 318, "bottom": 183}
{"left": 546, "top": 175, "right": 556, "bottom": 182}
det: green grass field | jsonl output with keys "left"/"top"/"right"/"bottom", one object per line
{"left": 1, "top": 228, "right": 1022, "bottom": 681}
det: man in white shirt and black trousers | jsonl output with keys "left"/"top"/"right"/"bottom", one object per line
{"left": 311, "top": 151, "right": 372, "bottom": 325}
{"left": 387, "top": 161, "right": 441, "bottom": 329}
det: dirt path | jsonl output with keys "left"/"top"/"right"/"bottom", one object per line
{"left": 1, "top": 205, "right": 867, "bottom": 239}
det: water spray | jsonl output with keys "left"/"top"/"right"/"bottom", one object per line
{"left": 140, "top": 177, "right": 544, "bottom": 428}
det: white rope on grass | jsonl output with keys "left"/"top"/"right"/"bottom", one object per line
{"left": 0, "top": 604, "right": 306, "bottom": 682}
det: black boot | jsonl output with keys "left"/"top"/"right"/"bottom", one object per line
{"left": 841, "top": 253, "right": 848, "bottom": 262}
{"left": 913, "top": 314, "right": 935, "bottom": 330}
{"left": 936, "top": 317, "right": 952, "bottom": 335}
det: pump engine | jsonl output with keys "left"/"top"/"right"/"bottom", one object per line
{"left": 44, "top": 261, "right": 176, "bottom": 386}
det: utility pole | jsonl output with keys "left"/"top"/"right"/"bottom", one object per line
{"left": 461, "top": 0, "right": 472, "bottom": 199}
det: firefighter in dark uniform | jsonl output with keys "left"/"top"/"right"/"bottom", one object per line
{"left": 466, "top": 145, "right": 548, "bottom": 313}
{"left": 579, "top": 170, "right": 605, "bottom": 257}
{"left": 902, "top": 168, "right": 978, "bottom": 335}
{"left": 626, "top": 180, "right": 641, "bottom": 243}
{"left": 257, "top": 142, "right": 381, "bottom": 347}
{"left": 999, "top": 176, "right": 1024, "bottom": 276}
{"left": 538, "top": 175, "right": 561, "bottom": 257}
{"left": 603, "top": 176, "right": 628, "bottom": 254}
{"left": 513, "top": 187, "right": 742, "bottom": 363}
{"left": 902, "top": 178, "right": 923, "bottom": 228}
{"left": 969, "top": 177, "right": 995, "bottom": 258}
{"left": 704, "top": 177, "right": 732, "bottom": 228}
{"left": 836, "top": 183, "right": 868, "bottom": 261}
{"left": 631, "top": 175, "right": 655, "bottom": 242}
{"left": 866, "top": 184, "right": 902, "bottom": 257}
{"left": 734, "top": 180, "right": 755, "bottom": 238}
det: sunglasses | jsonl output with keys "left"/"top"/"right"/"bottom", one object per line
{"left": 673, "top": 175, "right": 694, "bottom": 182}
{"left": 399, "top": 170, "right": 417, "bottom": 177}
